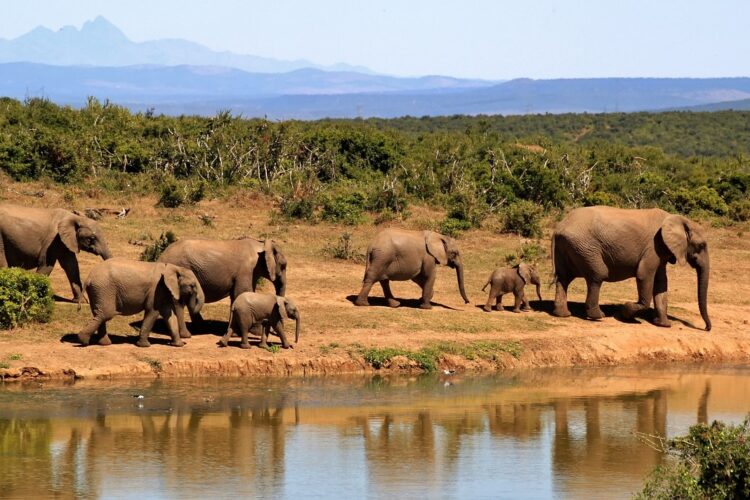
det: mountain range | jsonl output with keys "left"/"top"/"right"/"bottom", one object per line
{"left": 1, "top": 17, "right": 749, "bottom": 119}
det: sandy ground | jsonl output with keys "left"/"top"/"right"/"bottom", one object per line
{"left": 1, "top": 179, "right": 749, "bottom": 381}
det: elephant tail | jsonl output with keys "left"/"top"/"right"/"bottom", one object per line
{"left": 481, "top": 277, "right": 491, "bottom": 292}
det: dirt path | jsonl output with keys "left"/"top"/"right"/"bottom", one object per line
{"left": 1, "top": 181, "right": 749, "bottom": 381}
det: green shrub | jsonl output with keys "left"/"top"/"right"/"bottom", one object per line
{"left": 278, "top": 197, "right": 316, "bottom": 221}
{"left": 320, "top": 191, "right": 366, "bottom": 225}
{"left": 729, "top": 199, "right": 750, "bottom": 222}
{"left": 324, "top": 232, "right": 365, "bottom": 261}
{"left": 158, "top": 179, "right": 206, "bottom": 208}
{"left": 504, "top": 241, "right": 547, "bottom": 266}
{"left": 636, "top": 417, "right": 750, "bottom": 499}
{"left": 584, "top": 191, "right": 621, "bottom": 207}
{"left": 501, "top": 200, "right": 544, "bottom": 238}
{"left": 140, "top": 231, "right": 178, "bottom": 262}
{"left": 670, "top": 186, "right": 728, "bottom": 216}
{"left": 439, "top": 217, "right": 473, "bottom": 237}
{"left": 0, "top": 268, "right": 54, "bottom": 329}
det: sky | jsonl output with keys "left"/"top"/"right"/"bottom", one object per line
{"left": 0, "top": 0, "right": 748, "bottom": 80}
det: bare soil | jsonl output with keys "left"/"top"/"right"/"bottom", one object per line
{"left": 1, "top": 179, "right": 749, "bottom": 381}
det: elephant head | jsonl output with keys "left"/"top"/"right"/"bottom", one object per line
{"left": 276, "top": 296, "right": 300, "bottom": 343}
{"left": 660, "top": 215, "right": 711, "bottom": 331}
{"left": 163, "top": 265, "right": 205, "bottom": 316}
{"left": 425, "top": 232, "right": 470, "bottom": 304}
{"left": 58, "top": 215, "right": 112, "bottom": 260}
{"left": 517, "top": 263, "right": 543, "bottom": 302}
{"left": 263, "top": 239, "right": 287, "bottom": 296}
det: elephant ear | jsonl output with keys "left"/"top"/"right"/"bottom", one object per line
{"left": 424, "top": 232, "right": 448, "bottom": 265}
{"left": 517, "top": 263, "right": 532, "bottom": 284}
{"left": 161, "top": 265, "right": 182, "bottom": 301}
{"left": 660, "top": 215, "right": 688, "bottom": 265}
{"left": 264, "top": 239, "right": 277, "bottom": 282}
{"left": 276, "top": 296, "right": 288, "bottom": 320}
{"left": 57, "top": 216, "right": 80, "bottom": 253}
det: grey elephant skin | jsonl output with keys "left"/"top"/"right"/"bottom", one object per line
{"left": 552, "top": 206, "right": 711, "bottom": 331}
{"left": 78, "top": 258, "right": 205, "bottom": 347}
{"left": 355, "top": 229, "right": 470, "bottom": 309}
{"left": 482, "top": 262, "right": 542, "bottom": 312}
{"left": 158, "top": 237, "right": 287, "bottom": 336}
{"left": 0, "top": 204, "right": 112, "bottom": 301}
{"left": 219, "top": 292, "right": 300, "bottom": 349}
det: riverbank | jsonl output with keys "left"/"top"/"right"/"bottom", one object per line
{"left": 1, "top": 180, "right": 749, "bottom": 381}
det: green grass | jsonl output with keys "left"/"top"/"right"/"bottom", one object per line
{"left": 265, "top": 345, "right": 281, "bottom": 354}
{"left": 0, "top": 362, "right": 9, "bottom": 369}
{"left": 360, "top": 340, "right": 524, "bottom": 372}
{"left": 141, "top": 357, "right": 163, "bottom": 373}
{"left": 319, "top": 342, "right": 340, "bottom": 355}
{"left": 7, "top": 353, "right": 22, "bottom": 361}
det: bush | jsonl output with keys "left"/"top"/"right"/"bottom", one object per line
{"left": 670, "top": 186, "right": 728, "bottom": 216}
{"left": 439, "top": 217, "right": 473, "bottom": 237}
{"left": 323, "top": 232, "right": 365, "bottom": 262}
{"left": 278, "top": 197, "right": 316, "bottom": 221}
{"left": 729, "top": 199, "right": 750, "bottom": 222}
{"left": 158, "top": 179, "right": 206, "bottom": 208}
{"left": 320, "top": 191, "right": 366, "bottom": 225}
{"left": 504, "top": 241, "right": 547, "bottom": 266}
{"left": 140, "top": 231, "right": 178, "bottom": 262}
{"left": 636, "top": 417, "right": 750, "bottom": 499}
{"left": 501, "top": 200, "right": 544, "bottom": 238}
{"left": 0, "top": 268, "right": 54, "bottom": 329}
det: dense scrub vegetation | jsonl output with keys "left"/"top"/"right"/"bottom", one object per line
{"left": 1, "top": 97, "right": 749, "bottom": 234}
{"left": 0, "top": 268, "right": 54, "bottom": 329}
{"left": 637, "top": 418, "right": 750, "bottom": 499}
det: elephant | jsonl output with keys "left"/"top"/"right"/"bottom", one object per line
{"left": 158, "top": 237, "right": 287, "bottom": 337}
{"left": 77, "top": 258, "right": 205, "bottom": 347}
{"left": 219, "top": 292, "right": 300, "bottom": 350}
{"left": 355, "top": 229, "right": 470, "bottom": 309}
{"left": 551, "top": 206, "right": 710, "bottom": 331}
{"left": 482, "top": 262, "right": 542, "bottom": 312}
{"left": 0, "top": 204, "right": 112, "bottom": 302}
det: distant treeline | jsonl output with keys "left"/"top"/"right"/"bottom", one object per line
{"left": 1, "top": 97, "right": 748, "bottom": 235}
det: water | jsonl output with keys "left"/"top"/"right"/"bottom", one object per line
{"left": 1, "top": 366, "right": 749, "bottom": 499}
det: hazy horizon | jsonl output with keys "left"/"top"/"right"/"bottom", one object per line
{"left": 1, "top": 1, "right": 748, "bottom": 80}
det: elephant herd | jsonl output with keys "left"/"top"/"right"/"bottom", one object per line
{"left": 0, "top": 202, "right": 711, "bottom": 350}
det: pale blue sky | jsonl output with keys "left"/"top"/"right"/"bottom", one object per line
{"left": 1, "top": 0, "right": 748, "bottom": 79}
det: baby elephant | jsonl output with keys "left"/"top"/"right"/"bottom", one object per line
{"left": 219, "top": 292, "right": 300, "bottom": 350}
{"left": 78, "top": 258, "right": 204, "bottom": 347}
{"left": 482, "top": 262, "right": 542, "bottom": 312}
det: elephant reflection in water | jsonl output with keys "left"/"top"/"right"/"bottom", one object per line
{"left": 551, "top": 392, "right": 667, "bottom": 494}
{"left": 484, "top": 403, "right": 543, "bottom": 439}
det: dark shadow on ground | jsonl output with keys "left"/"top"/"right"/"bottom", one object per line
{"left": 53, "top": 294, "right": 78, "bottom": 304}
{"left": 60, "top": 332, "right": 176, "bottom": 346}
{"left": 345, "top": 295, "right": 458, "bottom": 310}
{"left": 126, "top": 318, "right": 228, "bottom": 336}
{"left": 218, "top": 337, "right": 291, "bottom": 350}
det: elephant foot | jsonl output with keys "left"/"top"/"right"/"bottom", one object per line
{"left": 521, "top": 307, "right": 532, "bottom": 312}
{"left": 282, "top": 343, "right": 293, "bottom": 349}
{"left": 136, "top": 339, "right": 151, "bottom": 348}
{"left": 586, "top": 307, "right": 605, "bottom": 320}
{"left": 179, "top": 330, "right": 192, "bottom": 339}
{"left": 218, "top": 338, "right": 229, "bottom": 348}
{"left": 96, "top": 335, "right": 112, "bottom": 346}
{"left": 419, "top": 302, "right": 433, "bottom": 310}
{"left": 653, "top": 317, "right": 672, "bottom": 328}
{"left": 387, "top": 298, "right": 401, "bottom": 308}
{"left": 77, "top": 334, "right": 92, "bottom": 346}
{"left": 552, "top": 305, "right": 571, "bottom": 318}
{"left": 171, "top": 340, "right": 185, "bottom": 347}
{"left": 354, "top": 298, "right": 369, "bottom": 307}
{"left": 482, "top": 305, "right": 493, "bottom": 312}
{"left": 512, "top": 308, "right": 522, "bottom": 313}
{"left": 240, "top": 342, "right": 252, "bottom": 350}
{"left": 621, "top": 302, "right": 644, "bottom": 320}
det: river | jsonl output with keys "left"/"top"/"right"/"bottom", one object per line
{"left": 1, "top": 366, "right": 749, "bottom": 499}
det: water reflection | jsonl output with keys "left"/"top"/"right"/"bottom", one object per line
{"left": 1, "top": 367, "right": 749, "bottom": 499}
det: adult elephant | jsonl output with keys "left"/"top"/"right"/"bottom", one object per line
{"left": 0, "top": 204, "right": 112, "bottom": 302}
{"left": 355, "top": 229, "right": 470, "bottom": 309}
{"left": 552, "top": 206, "right": 711, "bottom": 331}
{"left": 158, "top": 237, "right": 287, "bottom": 337}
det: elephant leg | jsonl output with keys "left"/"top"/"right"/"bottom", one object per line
{"left": 521, "top": 291, "right": 532, "bottom": 312}
{"left": 652, "top": 265, "right": 671, "bottom": 328}
{"left": 239, "top": 316, "right": 254, "bottom": 350}
{"left": 553, "top": 277, "right": 572, "bottom": 317}
{"left": 273, "top": 320, "right": 292, "bottom": 349}
{"left": 355, "top": 279, "right": 375, "bottom": 307}
{"left": 174, "top": 302, "right": 191, "bottom": 339}
{"left": 380, "top": 280, "right": 400, "bottom": 308}
{"left": 512, "top": 292, "right": 523, "bottom": 313}
{"left": 161, "top": 308, "right": 185, "bottom": 347}
{"left": 58, "top": 252, "right": 85, "bottom": 303}
{"left": 483, "top": 286, "right": 498, "bottom": 312}
{"left": 413, "top": 273, "right": 434, "bottom": 309}
{"left": 78, "top": 315, "right": 108, "bottom": 346}
{"left": 496, "top": 293, "right": 504, "bottom": 311}
{"left": 258, "top": 322, "right": 270, "bottom": 350}
{"left": 136, "top": 310, "right": 159, "bottom": 348}
{"left": 584, "top": 280, "right": 605, "bottom": 319}
{"left": 93, "top": 323, "right": 111, "bottom": 346}
{"left": 623, "top": 272, "right": 655, "bottom": 321}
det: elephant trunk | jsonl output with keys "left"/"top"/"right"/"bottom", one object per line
{"left": 455, "top": 262, "right": 470, "bottom": 304}
{"left": 696, "top": 257, "right": 711, "bottom": 332}
{"left": 99, "top": 243, "right": 113, "bottom": 260}
{"left": 294, "top": 313, "right": 300, "bottom": 344}
{"left": 189, "top": 287, "right": 205, "bottom": 316}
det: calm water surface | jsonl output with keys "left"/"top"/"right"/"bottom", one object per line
{"left": 1, "top": 366, "right": 749, "bottom": 499}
